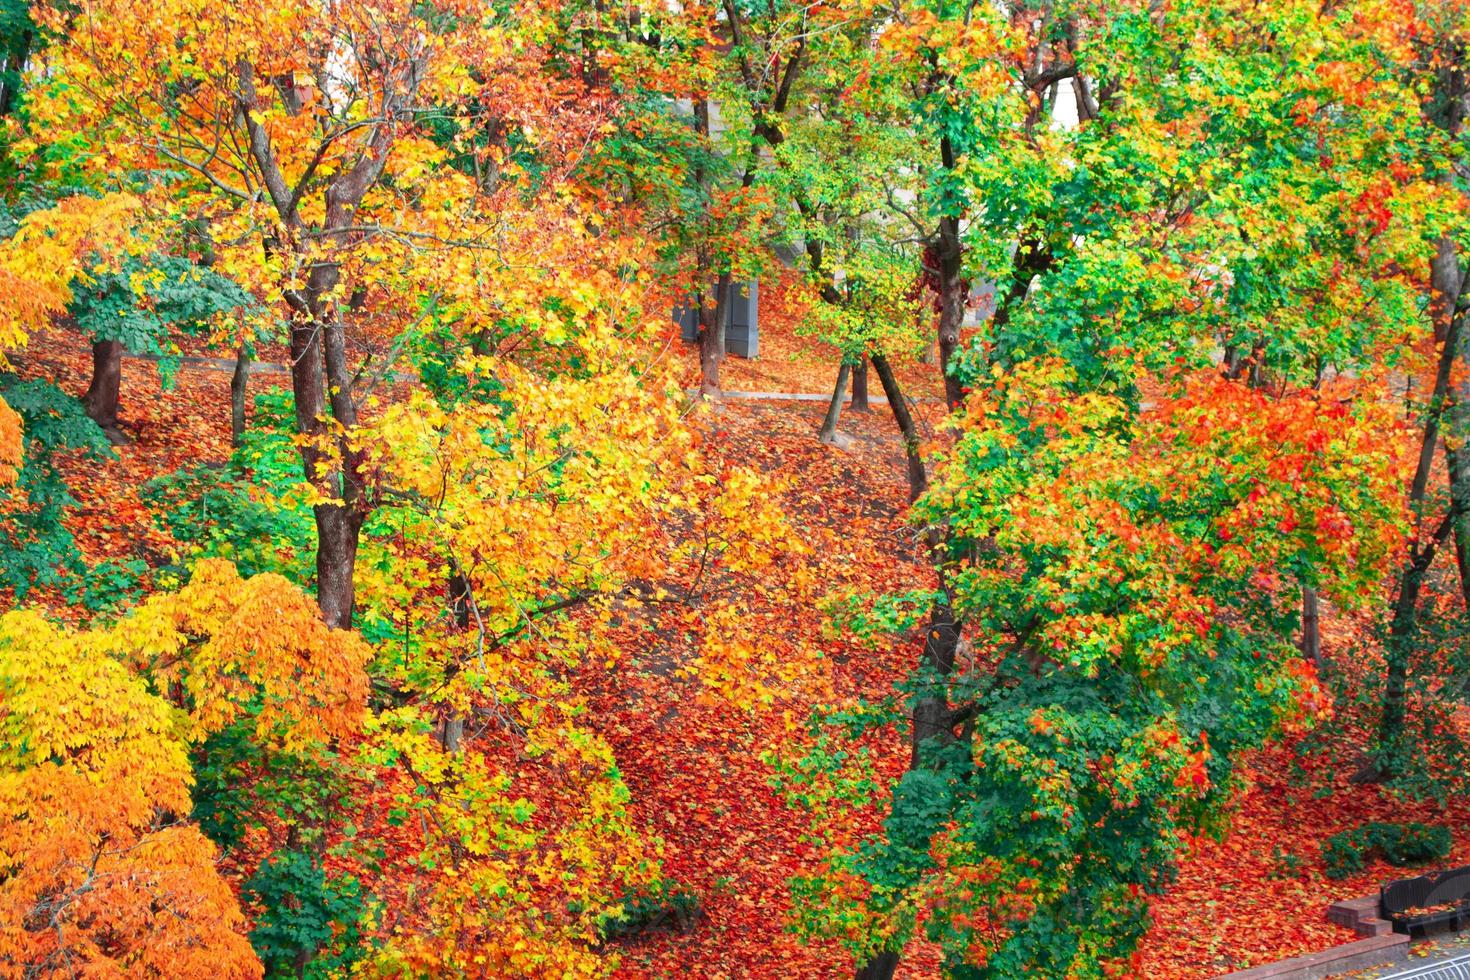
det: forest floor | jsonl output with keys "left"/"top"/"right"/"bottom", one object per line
{"left": 8, "top": 304, "right": 1470, "bottom": 979}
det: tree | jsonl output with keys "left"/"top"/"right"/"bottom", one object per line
{"left": 0, "top": 191, "right": 141, "bottom": 472}
{"left": 33, "top": 0, "right": 505, "bottom": 625}
{"left": 770, "top": 0, "right": 1437, "bottom": 972}
{"left": 783, "top": 364, "right": 1406, "bottom": 977}
{"left": 71, "top": 253, "right": 253, "bottom": 442}
{"left": 1373, "top": 0, "right": 1470, "bottom": 778}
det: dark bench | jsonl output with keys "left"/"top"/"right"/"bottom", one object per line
{"left": 1382, "top": 866, "right": 1470, "bottom": 938}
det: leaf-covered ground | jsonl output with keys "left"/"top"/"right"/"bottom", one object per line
{"left": 10, "top": 315, "right": 1465, "bottom": 978}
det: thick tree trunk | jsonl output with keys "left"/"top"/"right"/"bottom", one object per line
{"left": 314, "top": 503, "right": 364, "bottom": 630}
{"left": 854, "top": 951, "right": 900, "bottom": 980}
{"left": 83, "top": 339, "right": 128, "bottom": 443}
{"left": 818, "top": 361, "right": 851, "bottom": 446}
{"left": 850, "top": 359, "right": 870, "bottom": 412}
{"left": 869, "top": 352, "right": 927, "bottom": 503}
{"left": 289, "top": 301, "right": 368, "bottom": 629}
{"left": 230, "top": 343, "right": 250, "bottom": 448}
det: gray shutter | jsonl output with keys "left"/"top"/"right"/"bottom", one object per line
{"left": 724, "top": 280, "right": 758, "bottom": 358}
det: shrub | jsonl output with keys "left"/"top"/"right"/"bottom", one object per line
{"left": 1322, "top": 822, "right": 1452, "bottom": 879}
{"left": 244, "top": 849, "right": 366, "bottom": 978}
{"left": 597, "top": 879, "right": 700, "bottom": 939}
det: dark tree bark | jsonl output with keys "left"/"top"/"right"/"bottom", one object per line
{"left": 698, "top": 271, "right": 731, "bottom": 399}
{"left": 934, "top": 210, "right": 968, "bottom": 410}
{"left": 234, "top": 51, "right": 417, "bottom": 628}
{"left": 1378, "top": 522, "right": 1452, "bottom": 775}
{"left": 854, "top": 952, "right": 899, "bottom": 980}
{"left": 82, "top": 339, "right": 127, "bottom": 443}
{"left": 818, "top": 361, "right": 851, "bottom": 446}
{"left": 1435, "top": 237, "right": 1470, "bottom": 609}
{"left": 910, "top": 604, "right": 960, "bottom": 767}
{"left": 0, "top": 28, "right": 32, "bottom": 117}
{"left": 230, "top": 343, "right": 250, "bottom": 448}
{"left": 1300, "top": 586, "right": 1320, "bottom": 666}
{"left": 1450, "top": 442, "right": 1470, "bottom": 611}
{"left": 1377, "top": 309, "right": 1463, "bottom": 776}
{"left": 869, "top": 352, "right": 928, "bottom": 503}
{"left": 850, "top": 358, "right": 870, "bottom": 411}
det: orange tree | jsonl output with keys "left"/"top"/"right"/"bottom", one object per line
{"left": 0, "top": 560, "right": 372, "bottom": 977}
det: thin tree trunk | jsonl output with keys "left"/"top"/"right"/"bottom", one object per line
{"left": 693, "top": 98, "right": 726, "bottom": 399}
{"left": 1300, "top": 586, "right": 1320, "bottom": 666}
{"left": 83, "top": 338, "right": 127, "bottom": 443}
{"left": 935, "top": 215, "right": 968, "bottom": 410}
{"left": 1435, "top": 237, "right": 1469, "bottom": 609}
{"left": 1378, "top": 538, "right": 1443, "bottom": 777}
{"left": 698, "top": 272, "right": 731, "bottom": 399}
{"left": 818, "top": 361, "right": 851, "bottom": 446}
{"left": 441, "top": 568, "right": 472, "bottom": 752}
{"left": 1450, "top": 445, "right": 1470, "bottom": 610}
{"left": 1377, "top": 310, "right": 1463, "bottom": 777}
{"left": 850, "top": 358, "right": 870, "bottom": 411}
{"left": 869, "top": 352, "right": 927, "bottom": 503}
{"left": 230, "top": 342, "right": 250, "bottom": 448}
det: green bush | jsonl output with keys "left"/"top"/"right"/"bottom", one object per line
{"left": 244, "top": 849, "right": 366, "bottom": 978}
{"left": 143, "top": 390, "right": 312, "bottom": 582}
{"left": 1322, "top": 822, "right": 1452, "bottom": 879}
{"left": 0, "top": 375, "right": 113, "bottom": 598}
{"left": 596, "top": 879, "right": 700, "bottom": 939}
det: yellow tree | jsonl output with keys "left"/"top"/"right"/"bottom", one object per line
{"left": 30, "top": 0, "right": 617, "bottom": 627}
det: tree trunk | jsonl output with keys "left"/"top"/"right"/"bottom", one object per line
{"left": 1300, "top": 586, "right": 1320, "bottom": 666}
{"left": 935, "top": 216, "right": 968, "bottom": 410}
{"left": 818, "top": 361, "right": 851, "bottom": 446}
{"left": 854, "top": 951, "right": 900, "bottom": 980}
{"left": 1435, "top": 237, "right": 1469, "bottom": 609}
{"left": 82, "top": 339, "right": 127, "bottom": 443}
{"left": 314, "top": 503, "right": 364, "bottom": 630}
{"left": 869, "top": 352, "right": 927, "bottom": 503}
{"left": 850, "top": 358, "right": 870, "bottom": 412}
{"left": 440, "top": 714, "right": 465, "bottom": 753}
{"left": 1376, "top": 309, "right": 1463, "bottom": 777}
{"left": 910, "top": 604, "right": 959, "bottom": 766}
{"left": 1450, "top": 445, "right": 1470, "bottom": 611}
{"left": 698, "top": 272, "right": 731, "bottom": 399}
{"left": 230, "top": 343, "right": 250, "bottom": 448}
{"left": 692, "top": 98, "right": 726, "bottom": 400}
{"left": 289, "top": 299, "right": 368, "bottom": 629}
{"left": 1378, "top": 542, "right": 1441, "bottom": 777}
